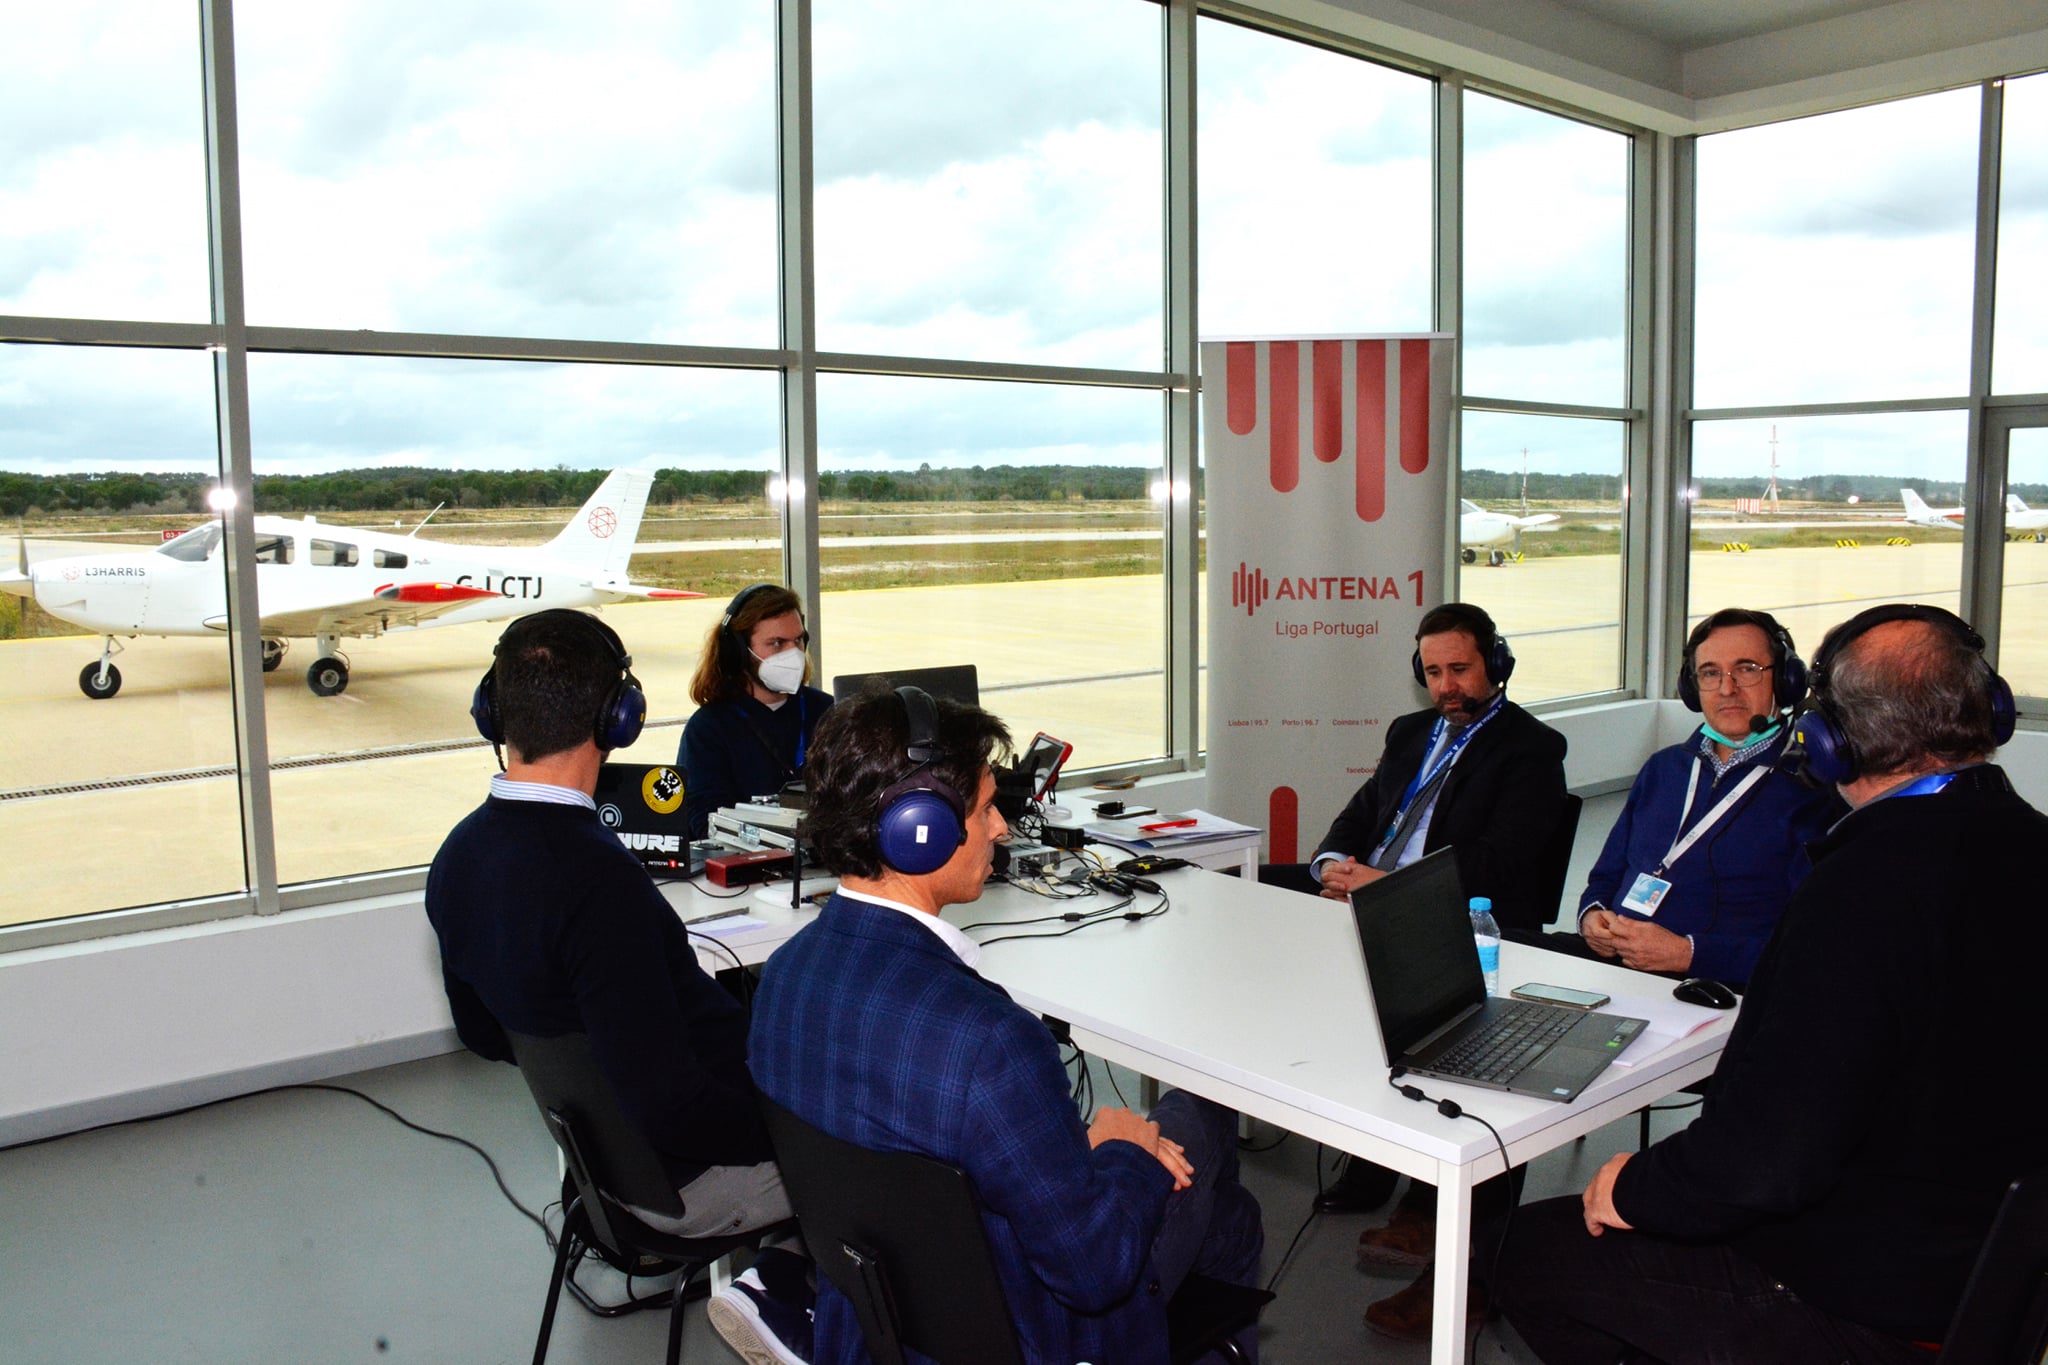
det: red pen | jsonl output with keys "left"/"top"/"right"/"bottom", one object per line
{"left": 1140, "top": 818, "right": 1197, "bottom": 831}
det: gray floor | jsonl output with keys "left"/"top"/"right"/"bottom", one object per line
{"left": 3, "top": 795, "right": 1648, "bottom": 1365}
{"left": 0, "top": 1047, "right": 1700, "bottom": 1365}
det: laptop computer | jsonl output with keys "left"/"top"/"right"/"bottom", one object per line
{"left": 593, "top": 762, "right": 722, "bottom": 880}
{"left": 1350, "top": 848, "right": 1647, "bottom": 1101}
{"left": 831, "top": 664, "right": 980, "bottom": 706}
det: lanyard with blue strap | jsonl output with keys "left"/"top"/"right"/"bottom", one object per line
{"left": 1370, "top": 691, "right": 1505, "bottom": 865}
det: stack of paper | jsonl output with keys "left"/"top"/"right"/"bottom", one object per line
{"left": 1083, "top": 808, "right": 1259, "bottom": 853}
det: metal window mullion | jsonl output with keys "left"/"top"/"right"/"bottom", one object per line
{"left": 1164, "top": 0, "right": 1198, "bottom": 768}
{"left": 1662, "top": 135, "right": 1698, "bottom": 694}
{"left": 1437, "top": 74, "right": 1465, "bottom": 600}
{"left": 200, "top": 0, "right": 278, "bottom": 915}
{"left": 1633, "top": 130, "right": 1684, "bottom": 700}
{"left": 776, "top": 0, "right": 822, "bottom": 669}
{"left": 1962, "top": 80, "right": 2006, "bottom": 646}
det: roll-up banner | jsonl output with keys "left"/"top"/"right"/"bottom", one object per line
{"left": 1201, "top": 335, "right": 1454, "bottom": 863}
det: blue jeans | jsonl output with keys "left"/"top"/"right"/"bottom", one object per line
{"left": 1492, "top": 1196, "right": 1932, "bottom": 1364}
{"left": 1149, "top": 1089, "right": 1266, "bottom": 1361}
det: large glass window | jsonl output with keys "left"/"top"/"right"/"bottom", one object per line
{"left": 0, "top": 345, "right": 239, "bottom": 927}
{"left": 0, "top": 3, "right": 208, "bottom": 322}
{"left": 1994, "top": 73, "right": 2048, "bottom": 396}
{"left": 1462, "top": 93, "right": 1628, "bottom": 407}
{"left": 1197, "top": 20, "right": 1432, "bottom": 337}
{"left": 811, "top": 0, "right": 1162, "bottom": 368}
{"left": 1455, "top": 413, "right": 1625, "bottom": 700}
{"left": 1686, "top": 412, "right": 1969, "bottom": 653}
{"left": 2000, "top": 421, "right": 2048, "bottom": 700}
{"left": 244, "top": 354, "right": 781, "bottom": 887}
{"left": 234, "top": 1, "right": 779, "bottom": 346}
{"left": 1694, "top": 89, "right": 1980, "bottom": 409}
{"left": 815, "top": 373, "right": 1167, "bottom": 767}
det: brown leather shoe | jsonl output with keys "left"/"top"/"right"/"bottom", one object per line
{"left": 1355, "top": 1205, "right": 1435, "bottom": 1272}
{"left": 1362, "top": 1267, "right": 1487, "bottom": 1343}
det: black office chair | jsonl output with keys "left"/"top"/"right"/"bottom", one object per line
{"left": 506, "top": 1029, "right": 786, "bottom": 1365}
{"left": 1531, "top": 792, "right": 1584, "bottom": 931}
{"left": 1939, "top": 1165, "right": 2048, "bottom": 1365}
{"left": 761, "top": 1096, "right": 1272, "bottom": 1365}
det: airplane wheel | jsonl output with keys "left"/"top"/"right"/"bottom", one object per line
{"left": 1489, "top": 549, "right": 1506, "bottom": 567}
{"left": 307, "top": 656, "right": 349, "bottom": 697}
{"left": 79, "top": 662, "right": 123, "bottom": 699}
{"left": 1461, "top": 548, "right": 1477, "bottom": 565}
{"left": 261, "top": 639, "right": 286, "bottom": 673}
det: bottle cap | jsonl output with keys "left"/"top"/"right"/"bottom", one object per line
{"left": 1468, "top": 896, "right": 1492, "bottom": 912}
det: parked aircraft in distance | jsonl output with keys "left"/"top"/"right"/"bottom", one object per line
{"left": 1, "top": 469, "right": 700, "bottom": 699}
{"left": 1459, "top": 498, "right": 1560, "bottom": 566}
{"left": 1901, "top": 487, "right": 2048, "bottom": 537}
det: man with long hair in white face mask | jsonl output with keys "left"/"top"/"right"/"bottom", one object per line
{"left": 679, "top": 584, "right": 834, "bottom": 839}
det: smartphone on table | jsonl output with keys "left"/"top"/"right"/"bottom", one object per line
{"left": 1510, "top": 982, "right": 1611, "bottom": 1010}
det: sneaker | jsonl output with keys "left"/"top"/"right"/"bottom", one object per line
{"left": 708, "top": 1266, "right": 814, "bottom": 1365}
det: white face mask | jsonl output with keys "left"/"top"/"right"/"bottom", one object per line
{"left": 755, "top": 645, "right": 807, "bottom": 696}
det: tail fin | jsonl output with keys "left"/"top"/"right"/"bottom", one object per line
{"left": 1901, "top": 487, "right": 1930, "bottom": 517}
{"left": 545, "top": 470, "right": 652, "bottom": 576}
{"left": 2009, "top": 493, "right": 2031, "bottom": 515}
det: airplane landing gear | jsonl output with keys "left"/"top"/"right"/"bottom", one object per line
{"left": 1461, "top": 547, "right": 1477, "bottom": 565}
{"left": 79, "top": 638, "right": 124, "bottom": 699}
{"left": 1489, "top": 548, "right": 1507, "bottom": 567}
{"left": 261, "top": 638, "right": 287, "bottom": 673}
{"left": 307, "top": 655, "right": 350, "bottom": 697}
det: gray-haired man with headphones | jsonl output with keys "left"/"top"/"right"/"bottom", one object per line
{"left": 427, "top": 609, "right": 815, "bottom": 1365}
{"left": 1496, "top": 603, "right": 2048, "bottom": 1363}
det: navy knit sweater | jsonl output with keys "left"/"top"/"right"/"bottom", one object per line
{"left": 677, "top": 686, "right": 832, "bottom": 838}
{"left": 425, "top": 796, "right": 772, "bottom": 1182}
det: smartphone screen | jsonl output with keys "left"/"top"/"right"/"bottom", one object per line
{"left": 1510, "top": 982, "right": 1611, "bottom": 1010}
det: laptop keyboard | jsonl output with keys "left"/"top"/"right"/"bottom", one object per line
{"left": 1432, "top": 1001, "right": 1580, "bottom": 1083}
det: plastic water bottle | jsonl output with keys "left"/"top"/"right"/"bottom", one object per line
{"left": 1470, "top": 896, "right": 1501, "bottom": 996}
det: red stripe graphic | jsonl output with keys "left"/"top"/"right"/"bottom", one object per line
{"left": 1268, "top": 787, "right": 1299, "bottom": 864}
{"left": 1226, "top": 342, "right": 1257, "bottom": 436}
{"left": 1400, "top": 338, "right": 1432, "bottom": 474}
{"left": 1312, "top": 340, "right": 1344, "bottom": 464}
{"left": 1354, "top": 339, "right": 1388, "bottom": 523}
{"left": 1269, "top": 342, "right": 1300, "bottom": 493}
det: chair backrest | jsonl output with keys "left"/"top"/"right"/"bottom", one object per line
{"left": 1533, "top": 792, "right": 1584, "bottom": 930}
{"left": 1941, "top": 1165, "right": 2048, "bottom": 1365}
{"left": 760, "top": 1096, "right": 1025, "bottom": 1365}
{"left": 506, "top": 1029, "right": 684, "bottom": 1255}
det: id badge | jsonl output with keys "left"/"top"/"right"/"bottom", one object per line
{"left": 1621, "top": 872, "right": 1673, "bottom": 917}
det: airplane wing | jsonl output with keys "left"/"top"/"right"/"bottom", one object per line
{"left": 253, "top": 581, "right": 506, "bottom": 639}
{"left": 588, "top": 582, "right": 708, "bottom": 603}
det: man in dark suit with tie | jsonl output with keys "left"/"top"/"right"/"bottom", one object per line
{"left": 748, "top": 687, "right": 1265, "bottom": 1365}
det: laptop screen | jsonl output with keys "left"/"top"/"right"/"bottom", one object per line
{"left": 831, "top": 664, "right": 980, "bottom": 706}
{"left": 1350, "top": 847, "right": 1487, "bottom": 1060}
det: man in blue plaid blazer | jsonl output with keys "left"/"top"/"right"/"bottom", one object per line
{"left": 750, "top": 687, "right": 1264, "bottom": 1365}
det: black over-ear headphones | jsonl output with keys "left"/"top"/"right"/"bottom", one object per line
{"left": 874, "top": 685, "right": 968, "bottom": 876}
{"left": 1790, "top": 603, "right": 2015, "bottom": 786}
{"left": 1677, "top": 609, "right": 1809, "bottom": 713}
{"left": 719, "top": 583, "right": 805, "bottom": 678}
{"left": 471, "top": 609, "right": 647, "bottom": 754}
{"left": 1411, "top": 608, "right": 1516, "bottom": 689}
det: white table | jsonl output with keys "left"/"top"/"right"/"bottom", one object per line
{"left": 1065, "top": 797, "right": 1264, "bottom": 877}
{"left": 657, "top": 876, "right": 814, "bottom": 971}
{"left": 946, "top": 865, "right": 1733, "bottom": 1365}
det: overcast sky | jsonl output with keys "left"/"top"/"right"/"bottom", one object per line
{"left": 1, "top": 1, "right": 2042, "bottom": 491}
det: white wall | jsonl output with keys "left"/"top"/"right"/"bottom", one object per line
{"left": 5, "top": 706, "right": 2041, "bottom": 1148}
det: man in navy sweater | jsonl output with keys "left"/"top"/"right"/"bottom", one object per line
{"left": 426, "top": 609, "right": 812, "bottom": 1365}
{"left": 1496, "top": 603, "right": 2048, "bottom": 1362}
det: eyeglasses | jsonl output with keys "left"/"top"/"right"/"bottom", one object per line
{"left": 1694, "top": 661, "right": 1772, "bottom": 689}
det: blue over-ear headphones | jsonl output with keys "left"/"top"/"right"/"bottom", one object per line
{"left": 1790, "top": 603, "right": 2015, "bottom": 786}
{"left": 874, "top": 685, "right": 968, "bottom": 875}
{"left": 471, "top": 609, "right": 647, "bottom": 754}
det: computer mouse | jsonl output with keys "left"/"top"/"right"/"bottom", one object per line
{"left": 1673, "top": 978, "right": 1738, "bottom": 1010}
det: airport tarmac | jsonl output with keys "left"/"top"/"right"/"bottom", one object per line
{"left": 4, "top": 540, "right": 2042, "bottom": 928}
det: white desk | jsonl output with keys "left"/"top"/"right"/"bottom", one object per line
{"left": 657, "top": 876, "right": 815, "bottom": 971}
{"left": 946, "top": 866, "right": 1733, "bottom": 1365}
{"left": 1066, "top": 797, "right": 1263, "bottom": 877}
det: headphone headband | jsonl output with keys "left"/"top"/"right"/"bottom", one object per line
{"left": 471, "top": 609, "right": 645, "bottom": 756}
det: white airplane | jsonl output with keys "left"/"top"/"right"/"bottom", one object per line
{"left": 1459, "top": 498, "right": 1560, "bottom": 567}
{"left": 2, "top": 469, "right": 701, "bottom": 699}
{"left": 1900, "top": 487, "right": 2048, "bottom": 537}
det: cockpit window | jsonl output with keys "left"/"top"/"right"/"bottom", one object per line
{"left": 156, "top": 524, "right": 222, "bottom": 562}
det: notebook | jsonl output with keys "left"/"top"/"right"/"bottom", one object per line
{"left": 1350, "top": 848, "right": 1647, "bottom": 1101}
{"left": 593, "top": 762, "right": 718, "bottom": 880}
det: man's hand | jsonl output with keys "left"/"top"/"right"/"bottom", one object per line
{"left": 1087, "top": 1107, "right": 1193, "bottom": 1189}
{"left": 1579, "top": 907, "right": 1623, "bottom": 958}
{"left": 1582, "top": 1152, "right": 1635, "bottom": 1237}
{"left": 1605, "top": 917, "right": 1694, "bottom": 974}
{"left": 1318, "top": 857, "right": 1385, "bottom": 901}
